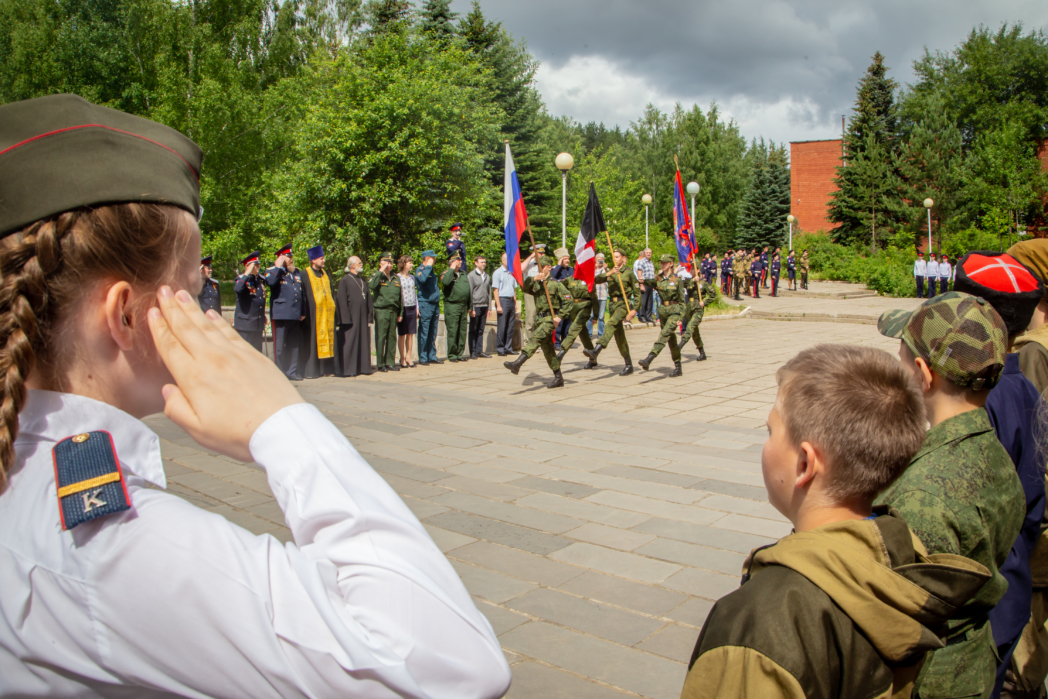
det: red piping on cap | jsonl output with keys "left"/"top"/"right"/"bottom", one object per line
{"left": 0, "top": 124, "right": 199, "bottom": 183}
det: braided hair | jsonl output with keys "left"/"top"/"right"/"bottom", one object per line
{"left": 0, "top": 204, "right": 195, "bottom": 492}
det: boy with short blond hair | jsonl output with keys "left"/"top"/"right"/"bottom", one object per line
{"left": 681, "top": 343, "right": 992, "bottom": 699}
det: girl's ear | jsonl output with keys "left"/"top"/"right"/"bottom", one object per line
{"left": 103, "top": 281, "right": 136, "bottom": 351}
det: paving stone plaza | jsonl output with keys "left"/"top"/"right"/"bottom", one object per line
{"left": 149, "top": 283, "right": 924, "bottom": 698}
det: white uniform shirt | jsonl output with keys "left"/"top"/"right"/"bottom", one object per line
{"left": 926, "top": 260, "right": 940, "bottom": 280}
{"left": 0, "top": 390, "right": 510, "bottom": 698}
{"left": 939, "top": 262, "right": 952, "bottom": 280}
{"left": 914, "top": 259, "right": 927, "bottom": 277}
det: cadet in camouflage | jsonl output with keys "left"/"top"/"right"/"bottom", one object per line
{"left": 876, "top": 291, "right": 1024, "bottom": 698}
{"left": 556, "top": 274, "right": 598, "bottom": 369}
{"left": 637, "top": 255, "right": 686, "bottom": 377}
{"left": 503, "top": 256, "right": 572, "bottom": 388}
{"left": 681, "top": 275, "right": 716, "bottom": 361}
{"left": 584, "top": 249, "right": 640, "bottom": 375}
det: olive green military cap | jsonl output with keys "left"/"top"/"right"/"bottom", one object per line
{"left": 878, "top": 291, "right": 1007, "bottom": 390}
{"left": 0, "top": 94, "right": 202, "bottom": 237}
{"left": 379, "top": 251, "right": 394, "bottom": 262}
{"left": 659, "top": 254, "right": 674, "bottom": 264}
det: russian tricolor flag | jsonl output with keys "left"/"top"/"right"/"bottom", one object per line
{"left": 503, "top": 142, "right": 528, "bottom": 285}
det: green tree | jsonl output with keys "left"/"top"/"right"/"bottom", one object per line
{"left": 829, "top": 52, "right": 903, "bottom": 244}
{"left": 362, "top": 0, "right": 410, "bottom": 33}
{"left": 735, "top": 140, "right": 790, "bottom": 251}
{"left": 849, "top": 133, "right": 901, "bottom": 253}
{"left": 419, "top": 0, "right": 456, "bottom": 37}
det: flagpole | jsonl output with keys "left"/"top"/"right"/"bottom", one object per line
{"left": 524, "top": 220, "right": 557, "bottom": 325}
{"left": 676, "top": 156, "right": 702, "bottom": 307}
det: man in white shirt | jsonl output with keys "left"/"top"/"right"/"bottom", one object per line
{"left": 914, "top": 252, "right": 927, "bottom": 298}
{"left": 927, "top": 253, "right": 940, "bottom": 298}
{"left": 939, "top": 255, "right": 952, "bottom": 293}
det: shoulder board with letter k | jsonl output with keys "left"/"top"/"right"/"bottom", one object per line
{"left": 52, "top": 431, "right": 131, "bottom": 530}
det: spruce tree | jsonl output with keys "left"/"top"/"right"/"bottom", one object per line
{"left": 419, "top": 0, "right": 457, "bottom": 37}
{"left": 829, "top": 52, "right": 904, "bottom": 245}
{"left": 735, "top": 141, "right": 791, "bottom": 250}
{"left": 363, "top": 0, "right": 411, "bottom": 33}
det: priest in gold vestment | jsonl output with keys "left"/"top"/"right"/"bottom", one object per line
{"left": 301, "top": 245, "right": 337, "bottom": 378}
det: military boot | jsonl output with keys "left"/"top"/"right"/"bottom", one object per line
{"left": 547, "top": 370, "right": 564, "bottom": 389}
{"left": 584, "top": 358, "right": 598, "bottom": 370}
{"left": 556, "top": 348, "right": 567, "bottom": 362}
{"left": 670, "top": 361, "right": 683, "bottom": 377}
{"left": 504, "top": 353, "right": 528, "bottom": 375}
{"left": 697, "top": 347, "right": 707, "bottom": 361}
{"left": 638, "top": 352, "right": 657, "bottom": 371}
{"left": 583, "top": 344, "right": 603, "bottom": 361}
{"left": 620, "top": 361, "right": 634, "bottom": 376}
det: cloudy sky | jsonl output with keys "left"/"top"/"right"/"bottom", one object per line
{"left": 449, "top": 0, "right": 1048, "bottom": 146}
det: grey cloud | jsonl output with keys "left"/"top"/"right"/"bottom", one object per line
{"left": 451, "top": 0, "right": 1048, "bottom": 141}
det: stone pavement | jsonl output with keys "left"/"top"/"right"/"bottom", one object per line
{"left": 145, "top": 309, "right": 905, "bottom": 698}
{"left": 726, "top": 280, "right": 923, "bottom": 323}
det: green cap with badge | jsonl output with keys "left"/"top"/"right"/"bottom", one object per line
{"left": 659, "top": 254, "right": 674, "bottom": 264}
{"left": 379, "top": 251, "right": 393, "bottom": 262}
{"left": 878, "top": 291, "right": 1007, "bottom": 390}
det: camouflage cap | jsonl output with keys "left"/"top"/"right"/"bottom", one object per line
{"left": 539, "top": 255, "right": 556, "bottom": 267}
{"left": 659, "top": 254, "right": 674, "bottom": 264}
{"left": 877, "top": 291, "right": 1007, "bottom": 390}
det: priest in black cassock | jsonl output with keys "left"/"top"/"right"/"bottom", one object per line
{"left": 335, "top": 256, "right": 374, "bottom": 377}
{"left": 300, "top": 244, "right": 337, "bottom": 378}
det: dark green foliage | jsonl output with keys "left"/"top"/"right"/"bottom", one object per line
{"left": 419, "top": 0, "right": 456, "bottom": 37}
{"left": 734, "top": 140, "right": 790, "bottom": 250}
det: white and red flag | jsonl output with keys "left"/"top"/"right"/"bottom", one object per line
{"left": 573, "top": 183, "right": 604, "bottom": 292}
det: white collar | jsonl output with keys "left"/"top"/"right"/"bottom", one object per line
{"left": 17, "top": 390, "right": 166, "bottom": 489}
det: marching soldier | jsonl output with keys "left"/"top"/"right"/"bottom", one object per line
{"left": 800, "top": 249, "right": 810, "bottom": 289}
{"left": 503, "top": 255, "right": 572, "bottom": 388}
{"left": 637, "top": 255, "right": 686, "bottom": 377}
{"left": 556, "top": 272, "right": 598, "bottom": 369}
{"left": 446, "top": 222, "right": 466, "bottom": 268}
{"left": 682, "top": 273, "right": 715, "bottom": 361}
{"left": 265, "top": 243, "right": 306, "bottom": 380}
{"left": 197, "top": 254, "right": 221, "bottom": 315}
{"left": 583, "top": 249, "right": 640, "bottom": 375}
{"left": 370, "top": 251, "right": 403, "bottom": 372}
{"left": 441, "top": 250, "right": 472, "bottom": 362}
{"left": 233, "top": 250, "right": 267, "bottom": 352}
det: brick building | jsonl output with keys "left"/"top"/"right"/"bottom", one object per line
{"left": 789, "top": 139, "right": 843, "bottom": 234}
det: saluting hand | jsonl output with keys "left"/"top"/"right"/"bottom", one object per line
{"left": 148, "top": 286, "right": 304, "bottom": 463}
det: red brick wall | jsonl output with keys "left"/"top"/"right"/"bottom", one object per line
{"left": 790, "top": 139, "right": 843, "bottom": 233}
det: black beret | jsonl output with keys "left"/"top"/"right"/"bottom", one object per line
{"left": 0, "top": 94, "right": 202, "bottom": 237}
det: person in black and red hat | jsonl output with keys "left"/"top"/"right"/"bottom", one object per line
{"left": 234, "top": 250, "right": 267, "bottom": 352}
{"left": 954, "top": 250, "right": 1048, "bottom": 695}
{"left": 265, "top": 243, "right": 305, "bottom": 380}
{"left": 197, "top": 254, "right": 221, "bottom": 315}
{"left": 446, "top": 222, "right": 466, "bottom": 269}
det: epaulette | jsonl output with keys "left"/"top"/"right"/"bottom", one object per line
{"left": 52, "top": 431, "right": 131, "bottom": 530}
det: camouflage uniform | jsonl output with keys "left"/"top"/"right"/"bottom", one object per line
{"left": 682, "top": 277, "right": 716, "bottom": 355}
{"left": 585, "top": 264, "right": 640, "bottom": 371}
{"left": 504, "top": 257, "right": 573, "bottom": 387}
{"left": 800, "top": 252, "right": 810, "bottom": 290}
{"left": 877, "top": 292, "right": 1023, "bottom": 698}
{"left": 558, "top": 276, "right": 596, "bottom": 360}
{"left": 731, "top": 254, "right": 747, "bottom": 300}
{"left": 638, "top": 257, "right": 686, "bottom": 373}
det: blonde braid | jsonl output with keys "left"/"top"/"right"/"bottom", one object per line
{"left": 0, "top": 213, "right": 77, "bottom": 491}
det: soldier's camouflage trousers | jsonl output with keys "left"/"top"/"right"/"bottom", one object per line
{"left": 596, "top": 302, "right": 633, "bottom": 361}
{"left": 732, "top": 275, "right": 744, "bottom": 298}
{"left": 560, "top": 303, "right": 595, "bottom": 353}
{"left": 522, "top": 316, "right": 560, "bottom": 371}
{"left": 651, "top": 312, "right": 683, "bottom": 361}
{"left": 682, "top": 305, "right": 704, "bottom": 349}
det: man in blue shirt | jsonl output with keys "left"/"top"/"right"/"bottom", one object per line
{"left": 955, "top": 250, "right": 1048, "bottom": 695}
{"left": 491, "top": 253, "right": 519, "bottom": 357}
{"left": 414, "top": 250, "right": 442, "bottom": 365}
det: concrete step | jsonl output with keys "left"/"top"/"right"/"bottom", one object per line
{"left": 746, "top": 310, "right": 877, "bottom": 325}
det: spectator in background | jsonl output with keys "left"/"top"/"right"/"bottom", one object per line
{"left": 939, "top": 255, "right": 953, "bottom": 292}
{"left": 414, "top": 250, "right": 442, "bottom": 365}
{"left": 953, "top": 251, "right": 1047, "bottom": 695}
{"left": 551, "top": 247, "right": 574, "bottom": 350}
{"left": 468, "top": 255, "right": 491, "bottom": 359}
{"left": 634, "top": 249, "right": 655, "bottom": 324}
{"left": 927, "top": 253, "right": 939, "bottom": 298}
{"left": 591, "top": 253, "right": 608, "bottom": 338}
{"left": 396, "top": 255, "right": 417, "bottom": 368}
{"left": 492, "top": 252, "right": 519, "bottom": 357}
{"left": 914, "top": 252, "right": 927, "bottom": 298}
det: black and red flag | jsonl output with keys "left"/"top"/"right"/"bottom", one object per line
{"left": 574, "top": 183, "right": 604, "bottom": 292}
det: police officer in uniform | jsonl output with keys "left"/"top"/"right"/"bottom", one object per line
{"left": 265, "top": 243, "right": 306, "bottom": 380}
{"left": 197, "top": 254, "right": 221, "bottom": 315}
{"left": 234, "top": 250, "right": 267, "bottom": 352}
{"left": 446, "top": 222, "right": 466, "bottom": 269}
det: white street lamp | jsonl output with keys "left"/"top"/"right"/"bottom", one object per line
{"left": 642, "top": 193, "right": 652, "bottom": 248}
{"left": 923, "top": 198, "right": 934, "bottom": 255}
{"left": 555, "top": 152, "right": 574, "bottom": 249}
{"left": 787, "top": 214, "right": 795, "bottom": 251}
{"left": 686, "top": 182, "right": 700, "bottom": 248}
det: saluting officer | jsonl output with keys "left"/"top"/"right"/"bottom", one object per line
{"left": 265, "top": 243, "right": 306, "bottom": 380}
{"left": 370, "top": 252, "right": 403, "bottom": 372}
{"left": 234, "top": 250, "right": 267, "bottom": 352}
{"left": 197, "top": 254, "right": 222, "bottom": 315}
{"left": 446, "top": 222, "right": 466, "bottom": 268}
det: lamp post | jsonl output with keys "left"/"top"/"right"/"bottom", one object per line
{"left": 923, "top": 198, "right": 934, "bottom": 255}
{"left": 555, "top": 152, "right": 574, "bottom": 249}
{"left": 787, "top": 214, "right": 795, "bottom": 251}
{"left": 642, "top": 193, "right": 652, "bottom": 248}
{"left": 686, "top": 182, "right": 700, "bottom": 242}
